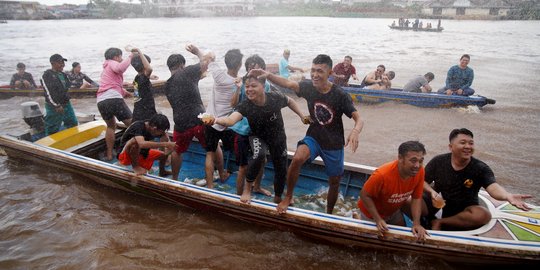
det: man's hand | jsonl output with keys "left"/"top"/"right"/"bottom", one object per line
{"left": 412, "top": 224, "right": 429, "bottom": 243}
{"left": 456, "top": 89, "right": 464, "bottom": 95}
{"left": 507, "top": 193, "right": 532, "bottom": 211}
{"left": 185, "top": 44, "right": 200, "bottom": 56}
{"left": 445, "top": 89, "right": 453, "bottom": 95}
{"left": 54, "top": 106, "right": 64, "bottom": 113}
{"left": 247, "top": 69, "right": 269, "bottom": 80}
{"left": 301, "top": 115, "right": 312, "bottom": 125}
{"left": 375, "top": 218, "right": 389, "bottom": 238}
{"left": 345, "top": 129, "right": 360, "bottom": 153}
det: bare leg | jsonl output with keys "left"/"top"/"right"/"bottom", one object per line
{"left": 236, "top": 165, "right": 246, "bottom": 195}
{"left": 158, "top": 154, "right": 171, "bottom": 177}
{"left": 171, "top": 151, "right": 183, "bottom": 180}
{"left": 276, "top": 145, "right": 310, "bottom": 214}
{"left": 104, "top": 118, "right": 117, "bottom": 161}
{"left": 326, "top": 176, "right": 341, "bottom": 214}
{"left": 125, "top": 139, "right": 146, "bottom": 175}
{"left": 432, "top": 205, "right": 491, "bottom": 231}
{"left": 240, "top": 180, "right": 254, "bottom": 204}
{"left": 253, "top": 163, "right": 271, "bottom": 196}
{"left": 205, "top": 151, "right": 216, "bottom": 188}
{"left": 214, "top": 145, "right": 230, "bottom": 182}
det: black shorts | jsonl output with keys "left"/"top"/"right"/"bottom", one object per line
{"left": 204, "top": 126, "right": 234, "bottom": 152}
{"left": 97, "top": 98, "right": 132, "bottom": 121}
{"left": 234, "top": 133, "right": 250, "bottom": 166}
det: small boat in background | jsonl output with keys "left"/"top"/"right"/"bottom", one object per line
{"left": 0, "top": 80, "right": 166, "bottom": 99}
{"left": 389, "top": 25, "right": 443, "bottom": 32}
{"left": 342, "top": 84, "right": 495, "bottom": 108}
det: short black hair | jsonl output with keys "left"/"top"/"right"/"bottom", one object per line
{"left": 377, "top": 64, "right": 386, "bottom": 71}
{"left": 16, "top": 62, "right": 25, "bottom": 69}
{"left": 167, "top": 54, "right": 185, "bottom": 71}
{"left": 425, "top": 72, "right": 435, "bottom": 81}
{"left": 387, "top": 71, "right": 395, "bottom": 80}
{"left": 344, "top": 55, "right": 352, "bottom": 61}
{"left": 242, "top": 74, "right": 266, "bottom": 86}
{"left": 148, "top": 114, "right": 170, "bottom": 131}
{"left": 224, "top": 49, "right": 243, "bottom": 70}
{"left": 449, "top": 128, "right": 473, "bottom": 142}
{"left": 131, "top": 54, "right": 151, "bottom": 72}
{"left": 72, "top": 62, "right": 80, "bottom": 68}
{"left": 398, "top": 141, "right": 426, "bottom": 157}
{"left": 312, "top": 54, "right": 332, "bottom": 69}
{"left": 104, "top": 47, "right": 122, "bottom": 60}
{"left": 460, "top": 54, "right": 470, "bottom": 60}
{"left": 244, "top": 54, "right": 266, "bottom": 71}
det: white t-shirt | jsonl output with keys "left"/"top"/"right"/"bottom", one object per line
{"left": 207, "top": 61, "right": 237, "bottom": 131}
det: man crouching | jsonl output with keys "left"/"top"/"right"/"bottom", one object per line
{"left": 118, "top": 114, "right": 176, "bottom": 176}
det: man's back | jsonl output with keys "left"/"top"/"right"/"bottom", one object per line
{"left": 403, "top": 76, "right": 427, "bottom": 92}
{"left": 165, "top": 64, "right": 204, "bottom": 132}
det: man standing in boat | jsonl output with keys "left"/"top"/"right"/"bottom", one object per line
{"left": 249, "top": 54, "right": 364, "bottom": 214}
{"left": 423, "top": 128, "right": 532, "bottom": 230}
{"left": 438, "top": 54, "right": 475, "bottom": 96}
{"left": 332, "top": 55, "right": 359, "bottom": 87}
{"left": 358, "top": 141, "right": 428, "bottom": 242}
{"left": 164, "top": 44, "right": 213, "bottom": 181}
{"left": 40, "top": 54, "right": 78, "bottom": 136}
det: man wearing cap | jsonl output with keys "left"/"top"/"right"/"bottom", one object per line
{"left": 40, "top": 54, "right": 78, "bottom": 136}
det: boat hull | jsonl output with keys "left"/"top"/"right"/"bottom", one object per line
{"left": 0, "top": 124, "right": 537, "bottom": 266}
{"left": 389, "top": 25, "right": 444, "bottom": 32}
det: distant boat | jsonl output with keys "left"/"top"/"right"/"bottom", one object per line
{"left": 389, "top": 25, "right": 443, "bottom": 32}
{"left": 0, "top": 20, "right": 7, "bottom": 24}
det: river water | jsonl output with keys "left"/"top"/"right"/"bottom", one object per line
{"left": 1, "top": 17, "right": 539, "bottom": 269}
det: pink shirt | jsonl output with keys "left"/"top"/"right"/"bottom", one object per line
{"left": 97, "top": 54, "right": 133, "bottom": 98}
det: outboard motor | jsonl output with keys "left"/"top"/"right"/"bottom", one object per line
{"left": 21, "top": 101, "right": 44, "bottom": 135}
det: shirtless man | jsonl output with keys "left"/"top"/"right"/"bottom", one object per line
{"left": 360, "top": 64, "right": 385, "bottom": 88}
{"left": 367, "top": 71, "right": 395, "bottom": 90}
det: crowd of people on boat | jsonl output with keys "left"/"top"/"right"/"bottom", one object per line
{"left": 392, "top": 18, "right": 442, "bottom": 30}
{"left": 32, "top": 45, "right": 531, "bottom": 243}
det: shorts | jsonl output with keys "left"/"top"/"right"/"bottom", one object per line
{"left": 118, "top": 149, "right": 162, "bottom": 170}
{"left": 204, "top": 126, "right": 234, "bottom": 152}
{"left": 422, "top": 192, "right": 470, "bottom": 219}
{"left": 298, "top": 136, "right": 344, "bottom": 177}
{"left": 360, "top": 209, "right": 403, "bottom": 225}
{"left": 234, "top": 134, "right": 250, "bottom": 166}
{"left": 97, "top": 98, "right": 132, "bottom": 121}
{"left": 173, "top": 125, "right": 206, "bottom": 154}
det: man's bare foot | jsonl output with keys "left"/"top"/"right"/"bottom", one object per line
{"left": 219, "top": 171, "right": 231, "bottom": 183}
{"left": 240, "top": 189, "right": 251, "bottom": 204}
{"left": 207, "top": 181, "right": 214, "bottom": 189}
{"left": 431, "top": 219, "right": 442, "bottom": 230}
{"left": 273, "top": 196, "right": 282, "bottom": 204}
{"left": 253, "top": 187, "right": 271, "bottom": 196}
{"left": 276, "top": 197, "right": 292, "bottom": 214}
{"left": 133, "top": 166, "right": 147, "bottom": 175}
{"left": 159, "top": 170, "right": 172, "bottom": 177}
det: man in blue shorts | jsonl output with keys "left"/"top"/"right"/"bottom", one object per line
{"left": 249, "top": 54, "right": 364, "bottom": 214}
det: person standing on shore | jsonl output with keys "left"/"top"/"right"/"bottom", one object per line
{"left": 249, "top": 54, "right": 364, "bottom": 214}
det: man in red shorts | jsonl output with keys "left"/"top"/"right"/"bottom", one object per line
{"left": 118, "top": 114, "right": 176, "bottom": 176}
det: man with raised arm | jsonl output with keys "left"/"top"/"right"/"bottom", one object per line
{"left": 249, "top": 54, "right": 364, "bottom": 214}
{"left": 164, "top": 44, "right": 213, "bottom": 180}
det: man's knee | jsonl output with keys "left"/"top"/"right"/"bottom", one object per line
{"left": 291, "top": 145, "right": 310, "bottom": 165}
{"left": 467, "top": 206, "right": 491, "bottom": 224}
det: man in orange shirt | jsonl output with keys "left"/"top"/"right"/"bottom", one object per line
{"left": 358, "top": 141, "right": 428, "bottom": 242}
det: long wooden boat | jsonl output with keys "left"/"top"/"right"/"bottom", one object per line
{"left": 342, "top": 85, "right": 496, "bottom": 108}
{"left": 0, "top": 121, "right": 538, "bottom": 266}
{"left": 389, "top": 25, "right": 444, "bottom": 32}
{"left": 0, "top": 80, "right": 166, "bottom": 99}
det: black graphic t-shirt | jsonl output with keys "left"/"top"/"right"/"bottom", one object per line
{"left": 425, "top": 153, "right": 496, "bottom": 217}
{"left": 298, "top": 80, "right": 356, "bottom": 150}
{"left": 236, "top": 91, "right": 288, "bottom": 143}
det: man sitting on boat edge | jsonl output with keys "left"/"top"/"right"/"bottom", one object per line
{"left": 422, "top": 128, "right": 532, "bottom": 231}
{"left": 118, "top": 114, "right": 176, "bottom": 176}
{"left": 437, "top": 54, "right": 475, "bottom": 96}
{"left": 358, "top": 141, "right": 429, "bottom": 242}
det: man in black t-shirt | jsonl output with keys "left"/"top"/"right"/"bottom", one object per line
{"left": 205, "top": 75, "right": 307, "bottom": 204}
{"left": 249, "top": 54, "right": 364, "bottom": 214}
{"left": 164, "top": 44, "right": 213, "bottom": 180}
{"left": 423, "top": 128, "right": 532, "bottom": 230}
{"left": 118, "top": 114, "right": 176, "bottom": 176}
{"left": 131, "top": 49, "right": 157, "bottom": 122}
